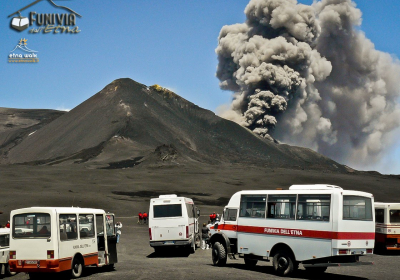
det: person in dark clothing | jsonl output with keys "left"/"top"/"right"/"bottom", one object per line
{"left": 138, "top": 212, "right": 143, "bottom": 224}
{"left": 201, "top": 223, "right": 210, "bottom": 250}
{"left": 143, "top": 212, "right": 148, "bottom": 224}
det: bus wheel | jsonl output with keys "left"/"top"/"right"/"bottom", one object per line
{"left": 6, "top": 264, "right": 17, "bottom": 276}
{"left": 305, "top": 266, "right": 327, "bottom": 274}
{"left": 273, "top": 250, "right": 295, "bottom": 276}
{"left": 71, "top": 257, "right": 83, "bottom": 278}
{"left": 212, "top": 242, "right": 227, "bottom": 266}
{"left": 244, "top": 258, "right": 258, "bottom": 268}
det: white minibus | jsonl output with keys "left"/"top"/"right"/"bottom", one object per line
{"left": 375, "top": 202, "right": 400, "bottom": 251}
{"left": 0, "top": 228, "right": 16, "bottom": 277}
{"left": 149, "top": 195, "right": 200, "bottom": 253}
{"left": 9, "top": 207, "right": 117, "bottom": 278}
{"left": 209, "top": 185, "right": 375, "bottom": 276}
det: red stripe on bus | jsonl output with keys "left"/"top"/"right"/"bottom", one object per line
{"left": 213, "top": 225, "right": 374, "bottom": 240}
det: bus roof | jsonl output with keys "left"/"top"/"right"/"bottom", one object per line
{"left": 151, "top": 196, "right": 193, "bottom": 203}
{"left": 224, "top": 185, "right": 373, "bottom": 208}
{"left": 375, "top": 202, "right": 400, "bottom": 208}
{"left": 10, "top": 207, "right": 107, "bottom": 215}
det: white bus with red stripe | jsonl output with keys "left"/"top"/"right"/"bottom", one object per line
{"left": 375, "top": 202, "right": 400, "bottom": 251}
{"left": 9, "top": 207, "right": 117, "bottom": 278}
{"left": 208, "top": 185, "right": 375, "bottom": 276}
{"left": 149, "top": 195, "right": 200, "bottom": 253}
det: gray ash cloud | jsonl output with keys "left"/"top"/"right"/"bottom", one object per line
{"left": 216, "top": 0, "right": 400, "bottom": 169}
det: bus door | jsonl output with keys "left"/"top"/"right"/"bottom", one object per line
{"left": 220, "top": 208, "right": 238, "bottom": 239}
{"left": 96, "top": 214, "right": 107, "bottom": 266}
{"left": 105, "top": 214, "right": 118, "bottom": 265}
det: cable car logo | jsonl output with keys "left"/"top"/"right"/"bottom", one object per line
{"left": 8, "top": 0, "right": 82, "bottom": 33}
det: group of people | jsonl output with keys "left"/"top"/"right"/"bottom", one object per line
{"left": 201, "top": 212, "right": 220, "bottom": 250}
{"left": 137, "top": 212, "right": 148, "bottom": 224}
{"left": 209, "top": 212, "right": 219, "bottom": 223}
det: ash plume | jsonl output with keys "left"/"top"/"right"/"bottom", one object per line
{"left": 216, "top": 0, "right": 400, "bottom": 169}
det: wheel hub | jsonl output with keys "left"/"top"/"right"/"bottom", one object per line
{"left": 278, "top": 257, "right": 288, "bottom": 269}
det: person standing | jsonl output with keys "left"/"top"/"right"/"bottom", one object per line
{"left": 138, "top": 212, "right": 143, "bottom": 224}
{"left": 201, "top": 223, "right": 210, "bottom": 250}
{"left": 115, "top": 222, "right": 123, "bottom": 243}
{"left": 143, "top": 212, "right": 148, "bottom": 224}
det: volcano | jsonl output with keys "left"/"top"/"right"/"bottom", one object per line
{"left": 0, "top": 78, "right": 346, "bottom": 171}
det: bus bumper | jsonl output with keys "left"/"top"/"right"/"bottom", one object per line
{"left": 150, "top": 239, "right": 191, "bottom": 247}
{"left": 9, "top": 259, "right": 68, "bottom": 273}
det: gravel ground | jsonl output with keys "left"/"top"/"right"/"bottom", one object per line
{"left": 6, "top": 217, "right": 399, "bottom": 280}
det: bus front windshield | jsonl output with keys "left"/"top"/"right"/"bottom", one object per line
{"left": 13, "top": 213, "right": 51, "bottom": 238}
{"left": 343, "top": 196, "right": 373, "bottom": 221}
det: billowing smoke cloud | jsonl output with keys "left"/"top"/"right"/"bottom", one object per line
{"left": 216, "top": 0, "right": 400, "bottom": 169}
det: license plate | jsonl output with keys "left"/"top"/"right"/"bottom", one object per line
{"left": 25, "top": 260, "right": 38, "bottom": 264}
{"left": 164, "top": 241, "right": 174, "bottom": 244}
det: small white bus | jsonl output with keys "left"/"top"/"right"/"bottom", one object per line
{"left": 375, "top": 202, "right": 400, "bottom": 251}
{"left": 209, "top": 185, "right": 375, "bottom": 276}
{"left": 9, "top": 207, "right": 117, "bottom": 278}
{"left": 0, "top": 228, "right": 16, "bottom": 277}
{"left": 149, "top": 195, "right": 200, "bottom": 253}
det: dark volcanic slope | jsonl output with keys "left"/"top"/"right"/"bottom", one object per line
{"left": 1, "top": 79, "right": 346, "bottom": 171}
{"left": 0, "top": 108, "right": 65, "bottom": 162}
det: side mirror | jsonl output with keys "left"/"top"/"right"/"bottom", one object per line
{"left": 196, "top": 209, "right": 200, "bottom": 217}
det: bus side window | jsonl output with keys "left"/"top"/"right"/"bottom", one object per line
{"left": 106, "top": 215, "right": 115, "bottom": 236}
{"left": 79, "top": 214, "right": 95, "bottom": 238}
{"left": 239, "top": 195, "right": 266, "bottom": 218}
{"left": 297, "top": 194, "right": 331, "bottom": 221}
{"left": 267, "top": 195, "right": 296, "bottom": 220}
{"left": 375, "top": 209, "right": 384, "bottom": 223}
{"left": 59, "top": 214, "right": 77, "bottom": 241}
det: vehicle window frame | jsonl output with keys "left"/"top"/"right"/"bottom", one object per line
{"left": 297, "top": 194, "right": 331, "bottom": 222}
{"left": 78, "top": 214, "right": 95, "bottom": 239}
{"left": 12, "top": 213, "right": 51, "bottom": 239}
{"left": 59, "top": 214, "right": 78, "bottom": 241}
{"left": 267, "top": 195, "right": 296, "bottom": 220}
{"left": 343, "top": 195, "right": 373, "bottom": 221}
{"left": 239, "top": 195, "right": 267, "bottom": 219}
{"left": 153, "top": 204, "right": 183, "bottom": 218}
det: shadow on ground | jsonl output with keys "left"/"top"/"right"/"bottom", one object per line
{"left": 207, "top": 263, "right": 369, "bottom": 280}
{"left": 147, "top": 248, "right": 191, "bottom": 258}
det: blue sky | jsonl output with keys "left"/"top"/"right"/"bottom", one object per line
{"left": 1, "top": 0, "right": 399, "bottom": 173}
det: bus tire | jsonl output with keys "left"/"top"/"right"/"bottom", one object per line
{"left": 6, "top": 264, "right": 17, "bottom": 276}
{"left": 71, "top": 257, "right": 84, "bottom": 278}
{"left": 305, "top": 266, "right": 327, "bottom": 274}
{"left": 244, "top": 258, "right": 258, "bottom": 268}
{"left": 212, "top": 242, "right": 227, "bottom": 266}
{"left": 273, "top": 250, "right": 295, "bottom": 276}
